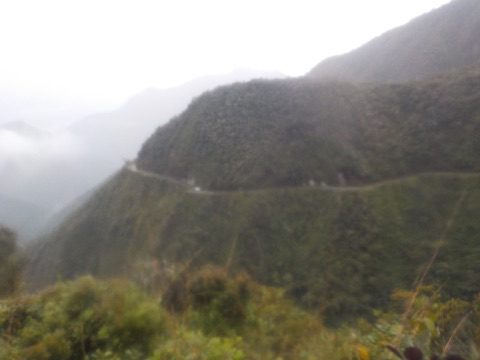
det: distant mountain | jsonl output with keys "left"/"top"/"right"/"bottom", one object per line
{"left": 308, "top": 0, "right": 480, "bottom": 83}
{"left": 28, "top": 69, "right": 480, "bottom": 322}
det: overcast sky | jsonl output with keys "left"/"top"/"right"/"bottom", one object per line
{"left": 0, "top": 0, "right": 451, "bottom": 107}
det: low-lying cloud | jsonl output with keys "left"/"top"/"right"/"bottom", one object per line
{"left": 0, "top": 128, "right": 82, "bottom": 157}
{"left": 0, "top": 125, "right": 95, "bottom": 209}
{"left": 0, "top": 128, "right": 84, "bottom": 175}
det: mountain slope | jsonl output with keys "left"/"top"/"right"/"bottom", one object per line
{"left": 138, "top": 72, "right": 480, "bottom": 190}
{"left": 27, "top": 168, "right": 480, "bottom": 323}
{"left": 308, "top": 0, "right": 480, "bottom": 83}
{"left": 28, "top": 70, "right": 480, "bottom": 322}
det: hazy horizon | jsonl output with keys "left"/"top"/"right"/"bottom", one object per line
{"left": 0, "top": 0, "right": 451, "bottom": 128}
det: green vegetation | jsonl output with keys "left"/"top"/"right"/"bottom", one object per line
{"left": 308, "top": 0, "right": 480, "bottom": 83}
{"left": 1, "top": 272, "right": 479, "bottom": 359}
{"left": 28, "top": 169, "right": 480, "bottom": 323}
{"left": 0, "top": 227, "right": 22, "bottom": 297}
{"left": 10, "top": 2, "right": 480, "bottom": 358}
{"left": 138, "top": 71, "right": 480, "bottom": 191}
{"left": 24, "top": 0, "right": 480, "bottom": 343}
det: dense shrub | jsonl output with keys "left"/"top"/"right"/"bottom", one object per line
{"left": 0, "top": 277, "right": 164, "bottom": 360}
{"left": 2, "top": 273, "right": 480, "bottom": 359}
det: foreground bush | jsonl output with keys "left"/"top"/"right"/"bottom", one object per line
{"left": 0, "top": 277, "right": 164, "bottom": 360}
{"left": 0, "top": 272, "right": 333, "bottom": 359}
{"left": 1, "top": 271, "right": 480, "bottom": 359}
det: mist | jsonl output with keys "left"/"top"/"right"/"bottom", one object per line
{"left": 0, "top": 124, "right": 84, "bottom": 205}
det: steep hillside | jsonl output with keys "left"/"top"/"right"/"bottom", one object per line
{"left": 29, "top": 69, "right": 480, "bottom": 322}
{"left": 138, "top": 72, "right": 480, "bottom": 190}
{"left": 308, "top": 0, "right": 480, "bottom": 83}
{"left": 27, "top": 168, "right": 480, "bottom": 323}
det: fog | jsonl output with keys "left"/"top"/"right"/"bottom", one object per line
{"left": 0, "top": 127, "right": 81, "bottom": 162}
{"left": 0, "top": 122, "right": 88, "bottom": 209}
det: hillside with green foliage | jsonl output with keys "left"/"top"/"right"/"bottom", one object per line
{"left": 308, "top": 0, "right": 480, "bottom": 83}
{"left": 28, "top": 64, "right": 480, "bottom": 324}
{"left": 9, "top": 0, "right": 480, "bottom": 357}
{"left": 3, "top": 271, "right": 480, "bottom": 359}
{"left": 26, "top": 1, "right": 480, "bottom": 332}
{"left": 27, "top": 166, "right": 480, "bottom": 324}
{"left": 138, "top": 71, "right": 480, "bottom": 191}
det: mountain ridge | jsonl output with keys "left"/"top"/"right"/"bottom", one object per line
{"left": 137, "top": 72, "right": 480, "bottom": 191}
{"left": 308, "top": 0, "right": 480, "bottom": 83}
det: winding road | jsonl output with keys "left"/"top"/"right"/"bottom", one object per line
{"left": 125, "top": 162, "right": 480, "bottom": 195}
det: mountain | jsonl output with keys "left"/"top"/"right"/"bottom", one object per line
{"left": 24, "top": 1, "right": 480, "bottom": 324}
{"left": 27, "top": 69, "right": 480, "bottom": 323}
{"left": 308, "top": 0, "right": 480, "bottom": 83}
{"left": 138, "top": 72, "right": 480, "bottom": 190}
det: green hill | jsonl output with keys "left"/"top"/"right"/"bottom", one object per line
{"left": 308, "top": 0, "right": 480, "bottom": 83}
{"left": 28, "top": 69, "right": 480, "bottom": 323}
{"left": 138, "top": 72, "right": 480, "bottom": 190}
{"left": 27, "top": 168, "right": 480, "bottom": 323}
